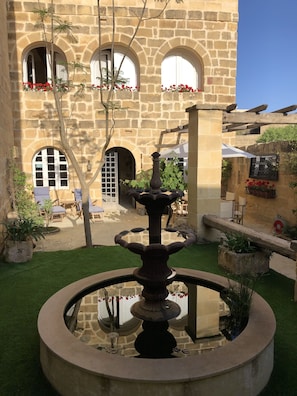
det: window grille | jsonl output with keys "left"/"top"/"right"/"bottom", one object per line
{"left": 249, "top": 155, "right": 279, "bottom": 181}
{"left": 33, "top": 148, "right": 68, "bottom": 188}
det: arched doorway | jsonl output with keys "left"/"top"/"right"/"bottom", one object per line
{"left": 101, "top": 147, "right": 135, "bottom": 208}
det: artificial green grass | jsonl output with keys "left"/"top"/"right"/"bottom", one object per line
{"left": 0, "top": 243, "right": 296, "bottom": 395}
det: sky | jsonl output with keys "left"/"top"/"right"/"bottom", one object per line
{"left": 236, "top": 0, "right": 297, "bottom": 112}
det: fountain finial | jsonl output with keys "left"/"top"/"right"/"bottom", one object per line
{"left": 150, "top": 152, "right": 162, "bottom": 193}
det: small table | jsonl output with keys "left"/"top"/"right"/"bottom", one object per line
{"left": 61, "top": 200, "right": 76, "bottom": 214}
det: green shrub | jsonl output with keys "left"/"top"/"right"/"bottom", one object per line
{"left": 160, "top": 158, "right": 187, "bottom": 191}
{"left": 221, "top": 275, "right": 257, "bottom": 339}
{"left": 2, "top": 218, "right": 45, "bottom": 242}
{"left": 222, "top": 159, "right": 232, "bottom": 180}
{"left": 256, "top": 125, "right": 297, "bottom": 143}
{"left": 10, "top": 164, "right": 43, "bottom": 226}
{"left": 122, "top": 158, "right": 187, "bottom": 192}
{"left": 223, "top": 232, "right": 256, "bottom": 253}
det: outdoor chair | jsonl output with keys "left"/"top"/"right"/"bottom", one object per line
{"left": 233, "top": 196, "right": 246, "bottom": 224}
{"left": 33, "top": 187, "right": 66, "bottom": 222}
{"left": 223, "top": 191, "right": 236, "bottom": 221}
{"left": 167, "top": 199, "right": 188, "bottom": 227}
{"left": 73, "top": 188, "right": 104, "bottom": 222}
{"left": 176, "top": 200, "right": 188, "bottom": 217}
{"left": 225, "top": 191, "right": 235, "bottom": 202}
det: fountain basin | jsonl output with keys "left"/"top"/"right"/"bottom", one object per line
{"left": 38, "top": 268, "right": 275, "bottom": 396}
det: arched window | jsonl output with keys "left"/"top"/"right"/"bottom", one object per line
{"left": 161, "top": 49, "right": 201, "bottom": 91}
{"left": 23, "top": 45, "right": 67, "bottom": 88}
{"left": 91, "top": 48, "right": 138, "bottom": 89}
{"left": 33, "top": 148, "right": 69, "bottom": 189}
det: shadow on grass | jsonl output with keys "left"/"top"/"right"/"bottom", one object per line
{"left": 0, "top": 243, "right": 296, "bottom": 395}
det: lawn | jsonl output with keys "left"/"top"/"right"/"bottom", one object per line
{"left": 0, "top": 243, "right": 296, "bottom": 395}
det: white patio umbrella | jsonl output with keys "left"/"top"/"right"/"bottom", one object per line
{"left": 222, "top": 143, "right": 256, "bottom": 158}
{"left": 160, "top": 142, "right": 256, "bottom": 159}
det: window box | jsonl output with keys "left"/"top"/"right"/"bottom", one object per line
{"left": 246, "top": 187, "right": 276, "bottom": 199}
{"left": 245, "top": 179, "right": 276, "bottom": 199}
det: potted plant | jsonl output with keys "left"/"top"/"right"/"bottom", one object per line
{"left": 218, "top": 232, "right": 271, "bottom": 275}
{"left": 2, "top": 217, "right": 45, "bottom": 263}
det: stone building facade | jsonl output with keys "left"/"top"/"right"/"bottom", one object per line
{"left": 6, "top": 0, "right": 238, "bottom": 207}
{"left": 0, "top": 1, "right": 14, "bottom": 236}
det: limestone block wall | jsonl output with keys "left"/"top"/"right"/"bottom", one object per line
{"left": 0, "top": 0, "right": 14, "bottom": 242}
{"left": 226, "top": 141, "right": 297, "bottom": 229}
{"left": 7, "top": 0, "right": 238, "bottom": 200}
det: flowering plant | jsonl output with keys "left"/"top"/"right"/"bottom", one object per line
{"left": 91, "top": 83, "right": 139, "bottom": 92}
{"left": 245, "top": 179, "right": 276, "bottom": 198}
{"left": 23, "top": 82, "right": 53, "bottom": 91}
{"left": 161, "top": 84, "right": 202, "bottom": 93}
{"left": 23, "top": 80, "right": 69, "bottom": 92}
{"left": 245, "top": 179, "right": 275, "bottom": 192}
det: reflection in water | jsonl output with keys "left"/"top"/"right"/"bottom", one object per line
{"left": 69, "top": 280, "right": 231, "bottom": 357}
{"left": 118, "top": 228, "right": 188, "bottom": 246}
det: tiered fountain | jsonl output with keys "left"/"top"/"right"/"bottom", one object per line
{"left": 115, "top": 152, "right": 195, "bottom": 357}
{"left": 38, "top": 153, "right": 276, "bottom": 396}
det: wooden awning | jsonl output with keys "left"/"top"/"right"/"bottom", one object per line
{"left": 223, "top": 104, "right": 297, "bottom": 133}
{"left": 157, "top": 103, "right": 297, "bottom": 148}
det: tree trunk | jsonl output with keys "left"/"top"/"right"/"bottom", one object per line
{"left": 81, "top": 193, "right": 93, "bottom": 248}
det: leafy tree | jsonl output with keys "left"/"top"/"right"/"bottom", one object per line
{"left": 122, "top": 158, "right": 187, "bottom": 192}
{"left": 160, "top": 158, "right": 187, "bottom": 191}
{"left": 9, "top": 163, "right": 43, "bottom": 226}
{"left": 256, "top": 125, "right": 297, "bottom": 143}
{"left": 33, "top": 0, "right": 183, "bottom": 247}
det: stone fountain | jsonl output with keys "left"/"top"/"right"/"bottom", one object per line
{"left": 115, "top": 152, "right": 195, "bottom": 357}
{"left": 37, "top": 153, "right": 276, "bottom": 395}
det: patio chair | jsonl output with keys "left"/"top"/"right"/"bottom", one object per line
{"left": 222, "top": 191, "right": 235, "bottom": 220}
{"left": 33, "top": 187, "right": 66, "bottom": 222}
{"left": 73, "top": 188, "right": 104, "bottom": 221}
{"left": 225, "top": 191, "right": 235, "bottom": 202}
{"left": 176, "top": 200, "right": 188, "bottom": 217}
{"left": 167, "top": 200, "right": 188, "bottom": 227}
{"left": 233, "top": 196, "right": 246, "bottom": 224}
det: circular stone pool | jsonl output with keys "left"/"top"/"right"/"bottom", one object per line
{"left": 38, "top": 268, "right": 276, "bottom": 396}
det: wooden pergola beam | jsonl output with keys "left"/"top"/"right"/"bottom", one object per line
{"left": 223, "top": 123, "right": 262, "bottom": 132}
{"left": 162, "top": 124, "right": 188, "bottom": 133}
{"left": 223, "top": 104, "right": 268, "bottom": 131}
{"left": 246, "top": 104, "right": 268, "bottom": 114}
{"left": 160, "top": 103, "right": 297, "bottom": 143}
{"left": 272, "top": 105, "right": 297, "bottom": 114}
{"left": 223, "top": 111, "right": 297, "bottom": 125}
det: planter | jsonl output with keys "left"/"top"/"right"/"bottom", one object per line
{"left": 42, "top": 226, "right": 60, "bottom": 235}
{"left": 4, "top": 240, "right": 33, "bottom": 263}
{"left": 218, "top": 245, "right": 270, "bottom": 275}
{"left": 246, "top": 187, "right": 276, "bottom": 199}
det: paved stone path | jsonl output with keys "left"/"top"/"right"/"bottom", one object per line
{"left": 35, "top": 208, "right": 146, "bottom": 252}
